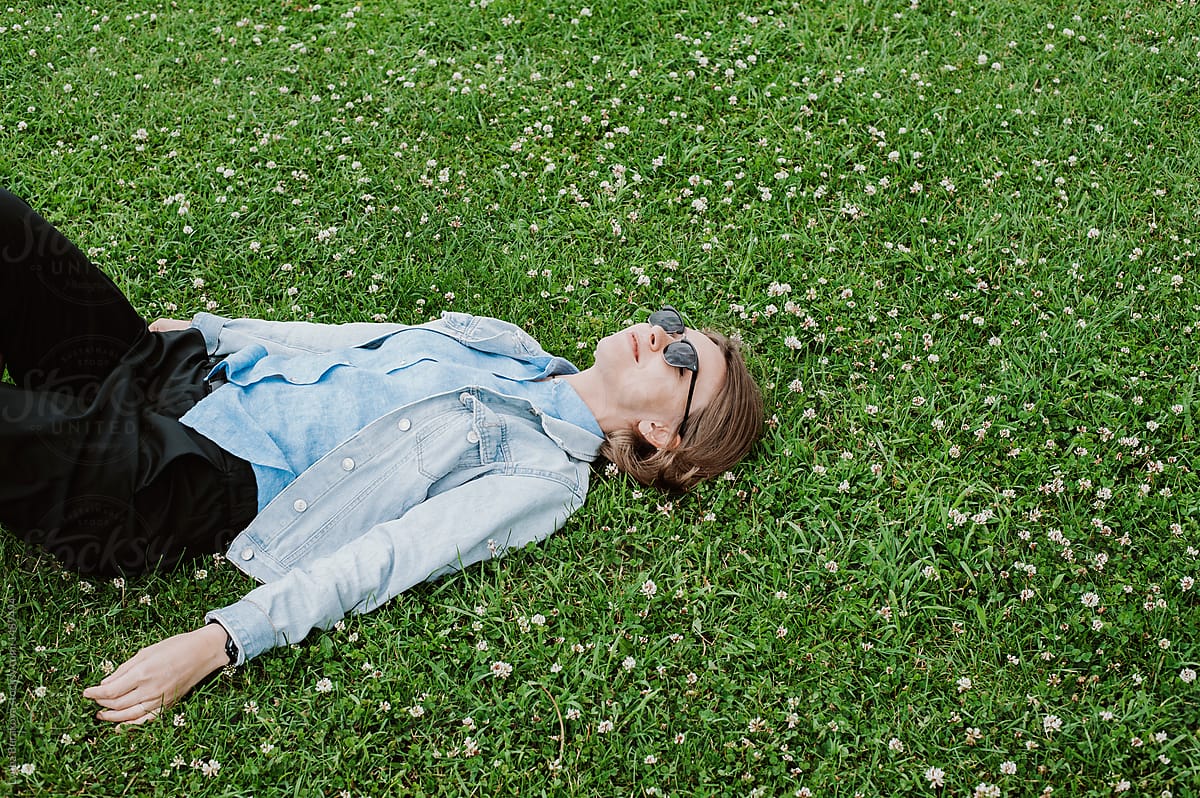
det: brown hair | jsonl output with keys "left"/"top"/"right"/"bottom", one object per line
{"left": 600, "top": 330, "right": 763, "bottom": 491}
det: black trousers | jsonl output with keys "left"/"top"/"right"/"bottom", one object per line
{"left": 0, "top": 188, "right": 257, "bottom": 577}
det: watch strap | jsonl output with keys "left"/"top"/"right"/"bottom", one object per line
{"left": 209, "top": 620, "right": 239, "bottom": 666}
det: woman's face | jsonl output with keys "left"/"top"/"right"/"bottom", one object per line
{"left": 591, "top": 318, "right": 726, "bottom": 447}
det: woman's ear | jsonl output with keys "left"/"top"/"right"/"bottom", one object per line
{"left": 636, "top": 419, "right": 681, "bottom": 451}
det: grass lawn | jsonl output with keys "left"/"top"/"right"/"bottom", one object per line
{"left": 2, "top": 0, "right": 1198, "bottom": 795}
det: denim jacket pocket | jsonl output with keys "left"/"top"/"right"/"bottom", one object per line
{"left": 416, "top": 391, "right": 507, "bottom": 481}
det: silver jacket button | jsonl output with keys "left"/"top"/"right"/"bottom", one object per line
{"left": 293, "top": 499, "right": 308, "bottom": 512}
{"left": 397, "top": 418, "right": 411, "bottom": 432}
{"left": 466, "top": 430, "right": 480, "bottom": 444}
{"left": 240, "top": 548, "right": 254, "bottom": 561}
{"left": 341, "top": 457, "right": 355, "bottom": 471}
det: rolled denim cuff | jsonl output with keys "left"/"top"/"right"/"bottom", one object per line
{"left": 189, "top": 312, "right": 228, "bottom": 355}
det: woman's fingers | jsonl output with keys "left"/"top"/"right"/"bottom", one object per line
{"left": 117, "top": 712, "right": 162, "bottom": 728}
{"left": 84, "top": 654, "right": 148, "bottom": 701}
{"left": 84, "top": 672, "right": 163, "bottom": 713}
{"left": 86, "top": 685, "right": 149, "bottom": 711}
{"left": 88, "top": 657, "right": 137, "bottom": 690}
{"left": 148, "top": 318, "right": 189, "bottom": 333}
{"left": 82, "top": 679, "right": 129, "bottom": 703}
{"left": 86, "top": 671, "right": 175, "bottom": 720}
{"left": 96, "top": 701, "right": 165, "bottom": 725}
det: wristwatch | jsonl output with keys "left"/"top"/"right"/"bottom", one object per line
{"left": 209, "top": 621, "right": 239, "bottom": 666}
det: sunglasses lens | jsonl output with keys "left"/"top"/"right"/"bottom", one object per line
{"left": 648, "top": 307, "right": 685, "bottom": 334}
{"left": 663, "top": 340, "right": 698, "bottom": 371}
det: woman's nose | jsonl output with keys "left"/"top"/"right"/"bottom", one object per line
{"left": 647, "top": 325, "right": 673, "bottom": 350}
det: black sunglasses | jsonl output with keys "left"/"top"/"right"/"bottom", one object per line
{"left": 648, "top": 306, "right": 699, "bottom": 438}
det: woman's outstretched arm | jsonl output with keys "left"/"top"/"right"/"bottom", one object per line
{"left": 83, "top": 470, "right": 582, "bottom": 723}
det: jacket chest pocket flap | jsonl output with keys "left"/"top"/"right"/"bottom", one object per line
{"left": 417, "top": 394, "right": 505, "bottom": 480}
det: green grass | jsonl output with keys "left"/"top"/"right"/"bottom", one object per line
{"left": 2, "top": 0, "right": 1199, "bottom": 795}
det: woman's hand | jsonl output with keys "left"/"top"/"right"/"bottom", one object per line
{"left": 83, "top": 624, "right": 230, "bottom": 726}
{"left": 148, "top": 317, "right": 191, "bottom": 333}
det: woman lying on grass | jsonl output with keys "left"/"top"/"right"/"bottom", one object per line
{"left": 0, "top": 188, "right": 763, "bottom": 725}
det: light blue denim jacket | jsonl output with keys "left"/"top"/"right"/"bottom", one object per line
{"left": 185, "top": 311, "right": 603, "bottom": 664}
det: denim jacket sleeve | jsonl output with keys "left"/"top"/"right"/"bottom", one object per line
{"left": 189, "top": 312, "right": 407, "bottom": 358}
{"left": 189, "top": 311, "right": 548, "bottom": 360}
{"left": 204, "top": 473, "right": 583, "bottom": 663}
